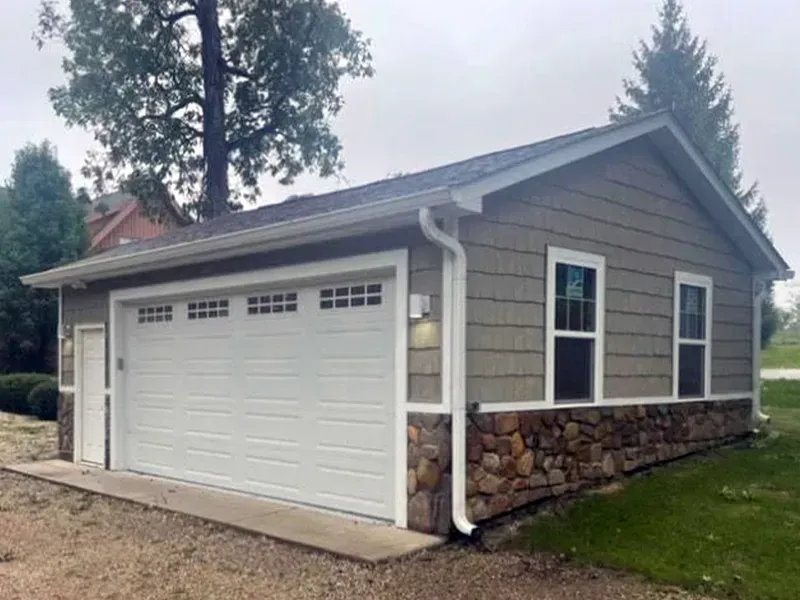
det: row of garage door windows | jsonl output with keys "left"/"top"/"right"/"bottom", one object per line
{"left": 135, "top": 282, "right": 384, "bottom": 324}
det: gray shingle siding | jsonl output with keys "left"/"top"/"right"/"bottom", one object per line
{"left": 460, "top": 140, "right": 753, "bottom": 404}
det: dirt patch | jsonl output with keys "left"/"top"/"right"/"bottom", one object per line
{"left": 0, "top": 473, "right": 709, "bottom": 600}
{"left": 0, "top": 412, "right": 57, "bottom": 466}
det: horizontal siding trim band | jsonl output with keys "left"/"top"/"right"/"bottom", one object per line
{"left": 475, "top": 392, "right": 753, "bottom": 413}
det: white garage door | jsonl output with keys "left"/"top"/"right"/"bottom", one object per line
{"left": 123, "top": 277, "right": 395, "bottom": 521}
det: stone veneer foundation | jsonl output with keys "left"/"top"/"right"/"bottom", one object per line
{"left": 408, "top": 400, "right": 752, "bottom": 534}
{"left": 57, "top": 391, "right": 75, "bottom": 462}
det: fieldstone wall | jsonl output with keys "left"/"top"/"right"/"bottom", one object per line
{"left": 57, "top": 391, "right": 74, "bottom": 461}
{"left": 407, "top": 413, "right": 452, "bottom": 534}
{"left": 465, "top": 399, "right": 752, "bottom": 523}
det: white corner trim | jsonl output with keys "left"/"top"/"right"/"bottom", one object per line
{"left": 475, "top": 392, "right": 754, "bottom": 413}
{"left": 393, "top": 249, "right": 409, "bottom": 529}
{"left": 672, "top": 271, "right": 713, "bottom": 401}
{"left": 58, "top": 386, "right": 75, "bottom": 394}
{"left": 57, "top": 286, "right": 63, "bottom": 390}
{"left": 545, "top": 246, "right": 606, "bottom": 406}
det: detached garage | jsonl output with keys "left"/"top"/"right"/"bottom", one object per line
{"left": 24, "top": 112, "right": 791, "bottom": 536}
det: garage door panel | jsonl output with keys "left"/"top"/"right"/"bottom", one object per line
{"left": 125, "top": 274, "right": 396, "bottom": 522}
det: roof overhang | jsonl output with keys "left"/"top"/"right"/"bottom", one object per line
{"left": 23, "top": 111, "right": 791, "bottom": 288}
{"left": 22, "top": 187, "right": 464, "bottom": 288}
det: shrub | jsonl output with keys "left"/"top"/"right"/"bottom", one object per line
{"left": 28, "top": 380, "right": 59, "bottom": 421}
{"left": 0, "top": 373, "right": 56, "bottom": 415}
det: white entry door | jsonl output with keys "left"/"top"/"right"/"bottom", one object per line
{"left": 78, "top": 327, "right": 106, "bottom": 465}
{"left": 123, "top": 277, "right": 396, "bottom": 521}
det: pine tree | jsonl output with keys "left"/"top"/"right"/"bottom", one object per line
{"left": 611, "top": 0, "right": 765, "bottom": 225}
{"left": 611, "top": 0, "right": 776, "bottom": 345}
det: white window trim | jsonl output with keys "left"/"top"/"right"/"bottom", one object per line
{"left": 673, "top": 271, "right": 713, "bottom": 400}
{"left": 545, "top": 246, "right": 606, "bottom": 406}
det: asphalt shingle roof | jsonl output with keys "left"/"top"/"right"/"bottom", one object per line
{"left": 84, "top": 121, "right": 623, "bottom": 262}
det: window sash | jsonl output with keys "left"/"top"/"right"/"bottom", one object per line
{"left": 546, "top": 247, "right": 605, "bottom": 405}
{"left": 673, "top": 272, "right": 712, "bottom": 400}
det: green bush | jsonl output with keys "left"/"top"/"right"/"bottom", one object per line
{"left": 28, "top": 380, "right": 59, "bottom": 421}
{"left": 0, "top": 373, "right": 56, "bottom": 415}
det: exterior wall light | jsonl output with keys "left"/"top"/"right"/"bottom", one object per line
{"left": 409, "top": 293, "right": 431, "bottom": 320}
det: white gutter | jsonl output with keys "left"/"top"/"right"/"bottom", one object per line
{"left": 418, "top": 207, "right": 476, "bottom": 538}
{"left": 753, "top": 278, "right": 769, "bottom": 426}
{"left": 22, "top": 187, "right": 455, "bottom": 288}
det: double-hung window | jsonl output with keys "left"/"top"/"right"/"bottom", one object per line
{"left": 673, "top": 272, "right": 712, "bottom": 398}
{"left": 546, "top": 247, "right": 605, "bottom": 404}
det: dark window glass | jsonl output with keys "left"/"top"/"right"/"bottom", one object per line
{"left": 678, "top": 344, "right": 704, "bottom": 397}
{"left": 335, "top": 287, "right": 349, "bottom": 297}
{"left": 554, "top": 262, "right": 596, "bottom": 333}
{"left": 555, "top": 298, "right": 567, "bottom": 330}
{"left": 335, "top": 298, "right": 349, "bottom": 308}
{"left": 320, "top": 289, "right": 333, "bottom": 299}
{"left": 286, "top": 303, "right": 297, "bottom": 312}
{"left": 555, "top": 337, "right": 593, "bottom": 402}
{"left": 320, "top": 300, "right": 333, "bottom": 310}
{"left": 367, "top": 283, "right": 382, "bottom": 294}
{"left": 351, "top": 285, "right": 365, "bottom": 295}
{"left": 679, "top": 284, "right": 706, "bottom": 340}
{"left": 273, "top": 294, "right": 284, "bottom": 303}
{"left": 555, "top": 263, "right": 567, "bottom": 297}
{"left": 286, "top": 292, "right": 297, "bottom": 302}
{"left": 366, "top": 295, "right": 382, "bottom": 306}
{"left": 248, "top": 307, "right": 258, "bottom": 315}
{"left": 351, "top": 296, "right": 366, "bottom": 307}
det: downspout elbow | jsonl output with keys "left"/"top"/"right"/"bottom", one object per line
{"left": 418, "top": 207, "right": 477, "bottom": 538}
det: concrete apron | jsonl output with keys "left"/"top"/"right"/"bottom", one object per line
{"left": 5, "top": 460, "right": 444, "bottom": 563}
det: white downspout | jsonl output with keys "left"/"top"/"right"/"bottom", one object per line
{"left": 753, "top": 278, "right": 768, "bottom": 427}
{"left": 418, "top": 207, "right": 477, "bottom": 537}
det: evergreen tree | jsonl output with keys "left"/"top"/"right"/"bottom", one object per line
{"left": 611, "top": 0, "right": 775, "bottom": 344}
{"left": 0, "top": 143, "right": 86, "bottom": 372}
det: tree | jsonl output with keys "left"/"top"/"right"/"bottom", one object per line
{"left": 611, "top": 0, "right": 776, "bottom": 346}
{"left": 36, "top": 0, "right": 374, "bottom": 220}
{"left": 0, "top": 143, "right": 86, "bottom": 373}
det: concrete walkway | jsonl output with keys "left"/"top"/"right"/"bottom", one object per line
{"left": 762, "top": 369, "right": 800, "bottom": 380}
{"left": 5, "top": 460, "right": 443, "bottom": 563}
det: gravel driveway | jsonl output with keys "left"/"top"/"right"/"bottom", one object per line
{"left": 0, "top": 412, "right": 708, "bottom": 600}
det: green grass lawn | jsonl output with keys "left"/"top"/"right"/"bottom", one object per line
{"left": 762, "top": 343, "right": 800, "bottom": 369}
{"left": 762, "top": 331, "right": 800, "bottom": 369}
{"left": 519, "top": 380, "right": 800, "bottom": 600}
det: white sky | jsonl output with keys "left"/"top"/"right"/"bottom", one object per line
{"left": 1, "top": 0, "right": 798, "bottom": 304}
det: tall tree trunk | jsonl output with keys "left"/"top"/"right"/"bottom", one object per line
{"left": 196, "top": 0, "right": 229, "bottom": 219}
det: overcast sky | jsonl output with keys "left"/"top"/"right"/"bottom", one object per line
{"left": 1, "top": 0, "right": 798, "bottom": 303}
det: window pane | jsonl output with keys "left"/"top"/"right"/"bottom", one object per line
{"left": 583, "top": 268, "right": 596, "bottom": 301}
{"left": 555, "top": 337, "right": 593, "bottom": 402}
{"left": 565, "top": 266, "right": 585, "bottom": 299}
{"left": 582, "top": 300, "right": 595, "bottom": 332}
{"left": 678, "top": 343, "right": 704, "bottom": 397}
{"left": 568, "top": 299, "right": 582, "bottom": 331}
{"left": 555, "top": 298, "right": 567, "bottom": 330}
{"left": 555, "top": 263, "right": 567, "bottom": 297}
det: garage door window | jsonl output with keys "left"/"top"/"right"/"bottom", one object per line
{"left": 187, "top": 299, "right": 229, "bottom": 320}
{"left": 320, "top": 283, "right": 382, "bottom": 309}
{"left": 247, "top": 292, "right": 298, "bottom": 315}
{"left": 137, "top": 305, "right": 173, "bottom": 324}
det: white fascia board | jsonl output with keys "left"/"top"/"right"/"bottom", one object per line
{"left": 451, "top": 111, "right": 791, "bottom": 280}
{"left": 22, "top": 187, "right": 456, "bottom": 288}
